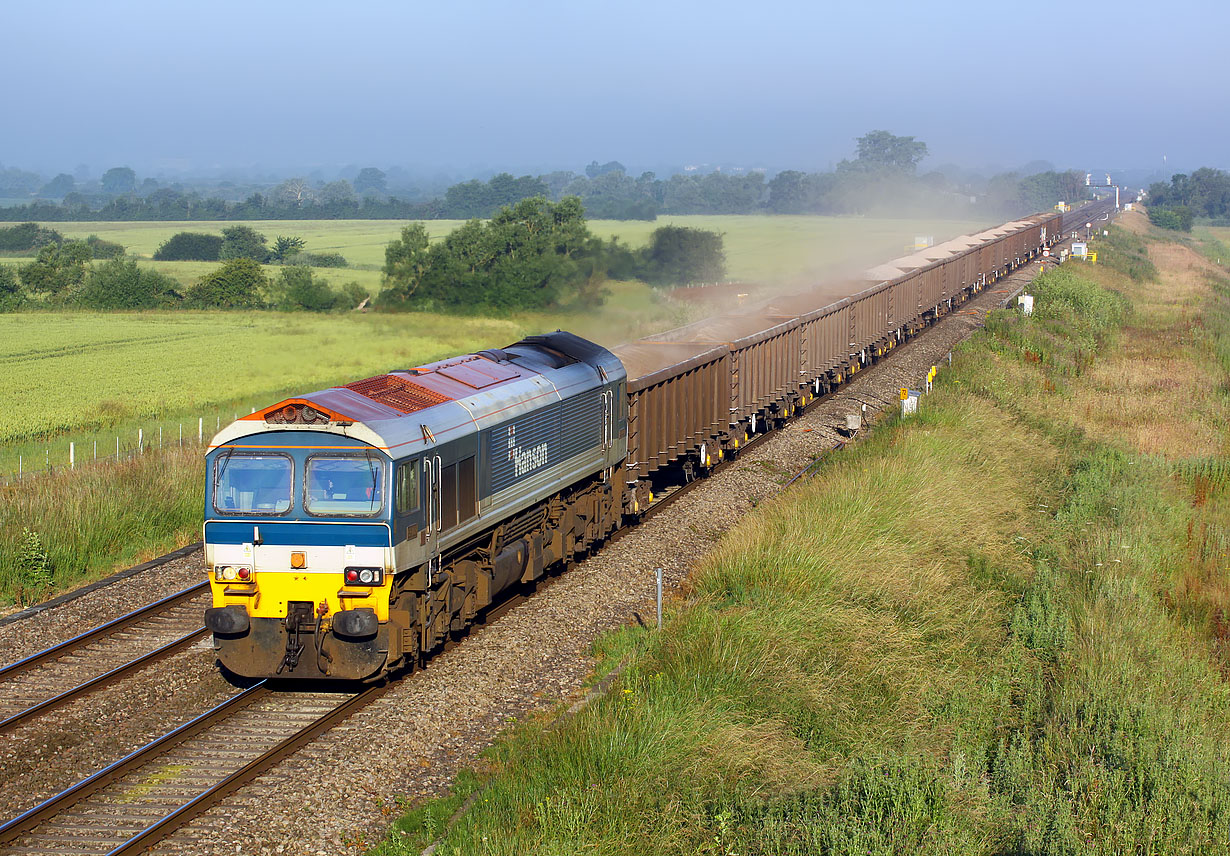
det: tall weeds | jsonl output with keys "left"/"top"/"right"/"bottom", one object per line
{"left": 0, "top": 445, "right": 201, "bottom": 605}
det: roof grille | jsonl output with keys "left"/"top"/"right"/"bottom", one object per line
{"left": 345, "top": 374, "right": 452, "bottom": 414}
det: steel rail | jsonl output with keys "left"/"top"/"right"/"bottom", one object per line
{"left": 0, "top": 626, "right": 211, "bottom": 734}
{"left": 106, "top": 685, "right": 387, "bottom": 856}
{"left": 0, "top": 581, "right": 208, "bottom": 681}
{"left": 0, "top": 682, "right": 270, "bottom": 848}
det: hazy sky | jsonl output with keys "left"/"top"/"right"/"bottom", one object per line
{"left": 3, "top": 0, "right": 1225, "bottom": 177}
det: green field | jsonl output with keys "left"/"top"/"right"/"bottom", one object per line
{"left": 0, "top": 276, "right": 705, "bottom": 475}
{"left": 23, "top": 215, "right": 985, "bottom": 290}
{"left": 0, "top": 214, "right": 988, "bottom": 461}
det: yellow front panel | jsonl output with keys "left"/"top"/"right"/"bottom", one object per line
{"left": 209, "top": 572, "right": 391, "bottom": 621}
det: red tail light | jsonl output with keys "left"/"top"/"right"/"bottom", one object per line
{"left": 343, "top": 567, "right": 383, "bottom": 586}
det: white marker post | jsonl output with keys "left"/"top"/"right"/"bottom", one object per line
{"left": 656, "top": 568, "right": 663, "bottom": 630}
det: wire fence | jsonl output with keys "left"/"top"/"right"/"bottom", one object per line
{"left": 1, "top": 408, "right": 259, "bottom": 486}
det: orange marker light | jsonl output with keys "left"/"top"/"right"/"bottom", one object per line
{"left": 291, "top": 551, "right": 306, "bottom": 569}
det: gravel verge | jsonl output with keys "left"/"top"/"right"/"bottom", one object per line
{"left": 0, "top": 547, "right": 205, "bottom": 669}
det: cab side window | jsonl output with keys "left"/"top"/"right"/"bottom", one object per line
{"left": 395, "top": 461, "right": 420, "bottom": 515}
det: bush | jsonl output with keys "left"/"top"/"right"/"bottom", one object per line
{"left": 639, "top": 225, "right": 726, "bottom": 286}
{"left": 153, "top": 231, "right": 223, "bottom": 261}
{"left": 269, "top": 235, "right": 306, "bottom": 262}
{"left": 220, "top": 225, "right": 269, "bottom": 263}
{"left": 0, "top": 265, "right": 25, "bottom": 311}
{"left": 1147, "top": 205, "right": 1193, "bottom": 232}
{"left": 284, "top": 251, "right": 347, "bottom": 268}
{"left": 18, "top": 240, "right": 92, "bottom": 299}
{"left": 85, "top": 234, "right": 125, "bottom": 259}
{"left": 0, "top": 222, "right": 62, "bottom": 252}
{"left": 340, "top": 281, "right": 369, "bottom": 309}
{"left": 186, "top": 258, "right": 268, "bottom": 308}
{"left": 75, "top": 258, "right": 181, "bottom": 309}
{"left": 271, "top": 265, "right": 339, "bottom": 312}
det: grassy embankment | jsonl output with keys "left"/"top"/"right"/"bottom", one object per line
{"left": 371, "top": 217, "right": 1230, "bottom": 854}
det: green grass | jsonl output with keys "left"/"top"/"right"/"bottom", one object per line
{"left": 45, "top": 220, "right": 469, "bottom": 268}
{"left": 0, "top": 311, "right": 525, "bottom": 451}
{"left": 370, "top": 246, "right": 1230, "bottom": 854}
{"left": 0, "top": 445, "right": 202, "bottom": 606}
{"left": 588, "top": 215, "right": 986, "bottom": 284}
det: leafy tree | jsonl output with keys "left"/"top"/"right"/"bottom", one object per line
{"left": 640, "top": 226, "right": 725, "bottom": 286}
{"left": 539, "top": 170, "right": 578, "bottom": 199}
{"left": 186, "top": 258, "right": 268, "bottom": 308}
{"left": 1147, "top": 206, "right": 1193, "bottom": 231}
{"left": 75, "top": 257, "right": 180, "bottom": 309}
{"left": 354, "top": 167, "right": 387, "bottom": 195}
{"left": 272, "top": 178, "right": 313, "bottom": 207}
{"left": 381, "top": 222, "right": 431, "bottom": 302}
{"left": 154, "top": 232, "right": 223, "bottom": 261}
{"left": 320, "top": 180, "right": 358, "bottom": 206}
{"left": 85, "top": 235, "right": 125, "bottom": 259}
{"left": 270, "top": 235, "right": 307, "bottom": 262}
{"left": 1147, "top": 169, "right": 1230, "bottom": 220}
{"left": 0, "top": 264, "right": 24, "bottom": 311}
{"left": 18, "top": 240, "right": 93, "bottom": 298}
{"left": 0, "top": 222, "right": 62, "bottom": 251}
{"left": 0, "top": 167, "right": 41, "bottom": 197}
{"left": 840, "top": 130, "right": 928, "bottom": 174}
{"left": 39, "top": 174, "right": 75, "bottom": 198}
{"left": 766, "top": 170, "right": 835, "bottom": 214}
{"left": 220, "top": 225, "right": 269, "bottom": 262}
{"left": 340, "top": 281, "right": 369, "bottom": 309}
{"left": 1016, "top": 170, "right": 1087, "bottom": 212}
{"left": 272, "top": 265, "right": 338, "bottom": 311}
{"left": 101, "top": 166, "right": 137, "bottom": 195}
{"left": 380, "top": 197, "right": 603, "bottom": 312}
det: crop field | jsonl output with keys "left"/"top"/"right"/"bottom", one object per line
{"left": 0, "top": 278, "right": 697, "bottom": 472}
{"left": 0, "top": 311, "right": 520, "bottom": 457}
{"left": 21, "top": 215, "right": 988, "bottom": 291}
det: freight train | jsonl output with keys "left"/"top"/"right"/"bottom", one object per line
{"left": 203, "top": 210, "right": 1065, "bottom": 680}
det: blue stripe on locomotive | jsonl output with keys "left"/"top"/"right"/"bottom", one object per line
{"left": 204, "top": 520, "right": 391, "bottom": 547}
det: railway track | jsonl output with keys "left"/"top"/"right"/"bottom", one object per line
{"left": 0, "top": 584, "right": 210, "bottom": 734}
{"left": 0, "top": 682, "right": 384, "bottom": 855}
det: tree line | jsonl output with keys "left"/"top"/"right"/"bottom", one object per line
{"left": 0, "top": 223, "right": 365, "bottom": 313}
{"left": 1145, "top": 168, "right": 1230, "bottom": 231}
{"left": 0, "top": 133, "right": 1095, "bottom": 223}
{"left": 0, "top": 200, "right": 725, "bottom": 315}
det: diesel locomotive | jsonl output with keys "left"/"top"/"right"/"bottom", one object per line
{"left": 204, "top": 209, "right": 1073, "bottom": 681}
